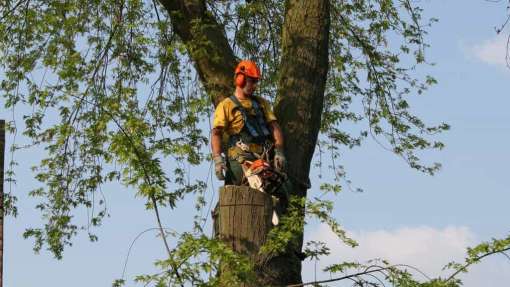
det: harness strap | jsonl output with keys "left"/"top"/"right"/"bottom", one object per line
{"left": 229, "top": 95, "right": 270, "bottom": 138}
{"left": 251, "top": 99, "right": 271, "bottom": 136}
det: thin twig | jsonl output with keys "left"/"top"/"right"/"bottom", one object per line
{"left": 0, "top": 0, "right": 25, "bottom": 21}
{"left": 286, "top": 266, "right": 388, "bottom": 287}
{"left": 446, "top": 247, "right": 510, "bottom": 282}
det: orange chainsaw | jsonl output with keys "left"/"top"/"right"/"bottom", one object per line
{"left": 241, "top": 158, "right": 287, "bottom": 225}
{"left": 242, "top": 159, "right": 286, "bottom": 194}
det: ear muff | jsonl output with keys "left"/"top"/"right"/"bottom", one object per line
{"left": 235, "top": 73, "right": 245, "bottom": 88}
{"left": 234, "top": 61, "right": 260, "bottom": 88}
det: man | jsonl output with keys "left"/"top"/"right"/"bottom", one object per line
{"left": 211, "top": 60, "right": 285, "bottom": 186}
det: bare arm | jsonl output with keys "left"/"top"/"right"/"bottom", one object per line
{"left": 270, "top": 121, "right": 284, "bottom": 151}
{"left": 211, "top": 127, "right": 224, "bottom": 157}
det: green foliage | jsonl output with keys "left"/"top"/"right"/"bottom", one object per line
{"left": 1, "top": 1, "right": 501, "bottom": 286}
{"left": 211, "top": 0, "right": 284, "bottom": 101}
{"left": 261, "top": 195, "right": 356, "bottom": 261}
{"left": 306, "top": 197, "right": 358, "bottom": 248}
{"left": 1, "top": 0, "right": 209, "bottom": 258}
{"left": 311, "top": 234, "right": 510, "bottom": 286}
{"left": 130, "top": 232, "right": 255, "bottom": 287}
{"left": 320, "top": 259, "right": 461, "bottom": 287}
{"left": 443, "top": 234, "right": 510, "bottom": 281}
{"left": 320, "top": 0, "right": 449, "bottom": 186}
{"left": 304, "top": 241, "right": 330, "bottom": 261}
{"left": 260, "top": 196, "right": 306, "bottom": 256}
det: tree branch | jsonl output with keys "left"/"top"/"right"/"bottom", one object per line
{"left": 157, "top": 0, "right": 236, "bottom": 106}
{"left": 0, "top": 0, "right": 26, "bottom": 21}
{"left": 446, "top": 247, "right": 510, "bottom": 282}
{"left": 286, "top": 266, "right": 389, "bottom": 287}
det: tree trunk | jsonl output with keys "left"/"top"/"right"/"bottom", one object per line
{"left": 163, "top": 1, "right": 331, "bottom": 285}
{"left": 217, "top": 185, "right": 301, "bottom": 286}
{"left": 217, "top": 185, "right": 273, "bottom": 286}
{"left": 218, "top": 186, "right": 273, "bottom": 258}
{"left": 271, "top": 1, "right": 331, "bottom": 285}
{"left": 276, "top": 0, "right": 330, "bottom": 196}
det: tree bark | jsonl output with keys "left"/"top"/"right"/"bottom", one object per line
{"left": 271, "top": 1, "right": 331, "bottom": 285}
{"left": 217, "top": 185, "right": 273, "bottom": 286}
{"left": 276, "top": 0, "right": 330, "bottom": 196}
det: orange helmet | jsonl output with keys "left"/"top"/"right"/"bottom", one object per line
{"left": 234, "top": 60, "right": 261, "bottom": 87}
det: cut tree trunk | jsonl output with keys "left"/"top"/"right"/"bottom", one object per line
{"left": 217, "top": 185, "right": 299, "bottom": 286}
{"left": 217, "top": 185, "right": 272, "bottom": 286}
{"left": 218, "top": 185, "right": 273, "bottom": 259}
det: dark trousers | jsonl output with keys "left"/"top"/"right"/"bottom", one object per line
{"left": 225, "top": 158, "right": 244, "bottom": 185}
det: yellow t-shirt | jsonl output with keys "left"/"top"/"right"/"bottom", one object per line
{"left": 213, "top": 95, "right": 277, "bottom": 136}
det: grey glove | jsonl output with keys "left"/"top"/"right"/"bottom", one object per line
{"left": 274, "top": 149, "right": 286, "bottom": 171}
{"left": 213, "top": 155, "right": 226, "bottom": 180}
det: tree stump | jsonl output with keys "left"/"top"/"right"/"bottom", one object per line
{"left": 215, "top": 185, "right": 301, "bottom": 286}
{"left": 218, "top": 185, "right": 273, "bottom": 258}
{"left": 216, "top": 185, "right": 274, "bottom": 286}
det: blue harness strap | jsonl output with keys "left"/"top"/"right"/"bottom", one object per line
{"left": 251, "top": 98, "right": 271, "bottom": 136}
{"left": 229, "top": 95, "right": 270, "bottom": 139}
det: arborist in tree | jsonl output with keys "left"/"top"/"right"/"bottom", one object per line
{"left": 211, "top": 60, "right": 286, "bottom": 192}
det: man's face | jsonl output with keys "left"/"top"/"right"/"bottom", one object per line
{"left": 242, "top": 76, "right": 258, "bottom": 96}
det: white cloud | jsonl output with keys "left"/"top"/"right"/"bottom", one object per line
{"left": 303, "top": 224, "right": 510, "bottom": 286}
{"left": 468, "top": 34, "right": 509, "bottom": 68}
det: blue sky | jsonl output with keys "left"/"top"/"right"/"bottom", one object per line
{"left": 3, "top": 1, "right": 510, "bottom": 286}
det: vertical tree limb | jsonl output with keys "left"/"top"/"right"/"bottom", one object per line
{"left": 276, "top": 0, "right": 330, "bottom": 195}
{"left": 272, "top": 1, "right": 331, "bottom": 284}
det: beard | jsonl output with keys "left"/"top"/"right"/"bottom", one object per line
{"left": 242, "top": 86, "right": 255, "bottom": 96}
